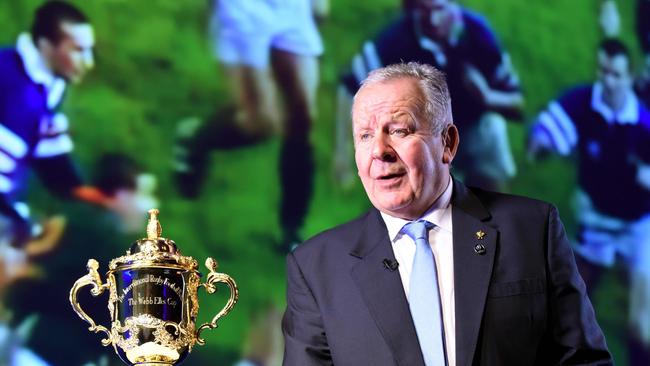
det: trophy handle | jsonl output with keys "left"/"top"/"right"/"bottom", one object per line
{"left": 196, "top": 257, "right": 239, "bottom": 345}
{"left": 69, "top": 259, "right": 112, "bottom": 346}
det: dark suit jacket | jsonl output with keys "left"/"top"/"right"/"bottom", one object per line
{"left": 282, "top": 180, "right": 612, "bottom": 366}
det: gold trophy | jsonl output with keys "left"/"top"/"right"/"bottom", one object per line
{"left": 70, "top": 209, "right": 238, "bottom": 365}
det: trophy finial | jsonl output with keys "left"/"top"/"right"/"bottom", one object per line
{"left": 146, "top": 209, "right": 162, "bottom": 239}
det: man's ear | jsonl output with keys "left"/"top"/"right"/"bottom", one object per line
{"left": 442, "top": 124, "right": 459, "bottom": 164}
{"left": 36, "top": 37, "right": 54, "bottom": 58}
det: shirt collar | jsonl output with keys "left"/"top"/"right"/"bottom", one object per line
{"left": 381, "top": 176, "right": 454, "bottom": 242}
{"left": 16, "top": 33, "right": 66, "bottom": 108}
{"left": 591, "top": 82, "right": 639, "bottom": 125}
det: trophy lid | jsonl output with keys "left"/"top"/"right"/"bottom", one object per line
{"left": 109, "top": 209, "right": 198, "bottom": 271}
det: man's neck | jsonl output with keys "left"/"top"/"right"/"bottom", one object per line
{"left": 602, "top": 90, "right": 627, "bottom": 113}
{"left": 416, "top": 4, "right": 464, "bottom": 46}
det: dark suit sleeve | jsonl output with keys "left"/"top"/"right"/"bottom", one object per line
{"left": 282, "top": 252, "right": 333, "bottom": 365}
{"left": 544, "top": 205, "right": 613, "bottom": 365}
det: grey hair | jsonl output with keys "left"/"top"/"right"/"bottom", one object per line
{"left": 355, "top": 62, "right": 453, "bottom": 135}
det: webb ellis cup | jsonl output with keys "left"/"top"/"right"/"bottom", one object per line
{"left": 70, "top": 209, "right": 239, "bottom": 365}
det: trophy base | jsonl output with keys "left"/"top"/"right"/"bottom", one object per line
{"left": 124, "top": 341, "right": 183, "bottom": 366}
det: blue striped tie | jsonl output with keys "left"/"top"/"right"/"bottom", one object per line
{"left": 402, "top": 220, "right": 447, "bottom": 366}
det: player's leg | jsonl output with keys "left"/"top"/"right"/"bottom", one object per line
{"left": 174, "top": 4, "right": 279, "bottom": 198}
{"left": 627, "top": 214, "right": 650, "bottom": 363}
{"left": 222, "top": 62, "right": 281, "bottom": 138}
{"left": 206, "top": 17, "right": 282, "bottom": 142}
{"left": 268, "top": 1, "right": 323, "bottom": 248}
{"left": 571, "top": 191, "right": 617, "bottom": 299}
{"left": 571, "top": 228, "right": 607, "bottom": 321}
{"left": 628, "top": 268, "right": 650, "bottom": 365}
{"left": 461, "top": 112, "right": 516, "bottom": 191}
{"left": 271, "top": 49, "right": 319, "bottom": 248}
{"left": 210, "top": 0, "right": 282, "bottom": 137}
{"left": 333, "top": 84, "right": 356, "bottom": 188}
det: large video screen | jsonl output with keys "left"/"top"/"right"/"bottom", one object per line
{"left": 0, "top": 0, "right": 648, "bottom": 365}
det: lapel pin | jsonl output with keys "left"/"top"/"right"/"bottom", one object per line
{"left": 474, "top": 243, "right": 486, "bottom": 255}
{"left": 475, "top": 230, "right": 486, "bottom": 240}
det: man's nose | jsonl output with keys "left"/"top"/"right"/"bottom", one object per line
{"left": 371, "top": 134, "right": 396, "bottom": 161}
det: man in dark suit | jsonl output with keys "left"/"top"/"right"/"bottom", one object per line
{"left": 282, "top": 62, "right": 612, "bottom": 365}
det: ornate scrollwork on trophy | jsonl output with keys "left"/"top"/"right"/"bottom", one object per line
{"left": 110, "top": 314, "right": 196, "bottom": 363}
{"left": 188, "top": 272, "right": 200, "bottom": 320}
{"left": 69, "top": 209, "right": 239, "bottom": 366}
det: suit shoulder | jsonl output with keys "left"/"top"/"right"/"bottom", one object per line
{"left": 470, "top": 187, "right": 555, "bottom": 219}
{"left": 291, "top": 210, "right": 372, "bottom": 259}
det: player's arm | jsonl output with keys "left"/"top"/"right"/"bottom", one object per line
{"left": 0, "top": 195, "right": 32, "bottom": 248}
{"left": 33, "top": 153, "right": 82, "bottom": 199}
{"left": 463, "top": 18, "right": 524, "bottom": 119}
{"left": 463, "top": 63, "right": 523, "bottom": 116}
{"left": 463, "top": 54, "right": 523, "bottom": 119}
{"left": 527, "top": 92, "right": 579, "bottom": 160}
{"left": 32, "top": 111, "right": 113, "bottom": 207}
{"left": 0, "top": 107, "right": 36, "bottom": 247}
{"left": 33, "top": 154, "right": 114, "bottom": 207}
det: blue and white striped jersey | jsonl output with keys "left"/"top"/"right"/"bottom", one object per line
{"left": 0, "top": 34, "right": 82, "bottom": 234}
{"left": 530, "top": 83, "right": 650, "bottom": 220}
{"left": 341, "top": 9, "right": 520, "bottom": 129}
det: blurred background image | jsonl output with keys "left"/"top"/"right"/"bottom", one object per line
{"left": 0, "top": 0, "right": 648, "bottom": 365}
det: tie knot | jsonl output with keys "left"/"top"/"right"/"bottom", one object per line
{"left": 401, "top": 220, "right": 434, "bottom": 242}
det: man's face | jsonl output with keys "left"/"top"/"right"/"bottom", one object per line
{"left": 409, "top": 0, "right": 454, "bottom": 40}
{"left": 597, "top": 50, "right": 632, "bottom": 100}
{"left": 42, "top": 22, "right": 95, "bottom": 83}
{"left": 352, "top": 77, "right": 456, "bottom": 219}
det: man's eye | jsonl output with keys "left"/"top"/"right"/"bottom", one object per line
{"left": 359, "top": 133, "right": 372, "bottom": 141}
{"left": 391, "top": 128, "right": 409, "bottom": 136}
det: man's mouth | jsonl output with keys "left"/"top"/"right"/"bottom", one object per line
{"left": 378, "top": 172, "right": 405, "bottom": 180}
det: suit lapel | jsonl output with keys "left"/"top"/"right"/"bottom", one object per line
{"left": 350, "top": 209, "right": 426, "bottom": 366}
{"left": 451, "top": 180, "right": 498, "bottom": 366}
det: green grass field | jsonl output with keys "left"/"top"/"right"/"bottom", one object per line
{"left": 0, "top": 0, "right": 642, "bottom": 364}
